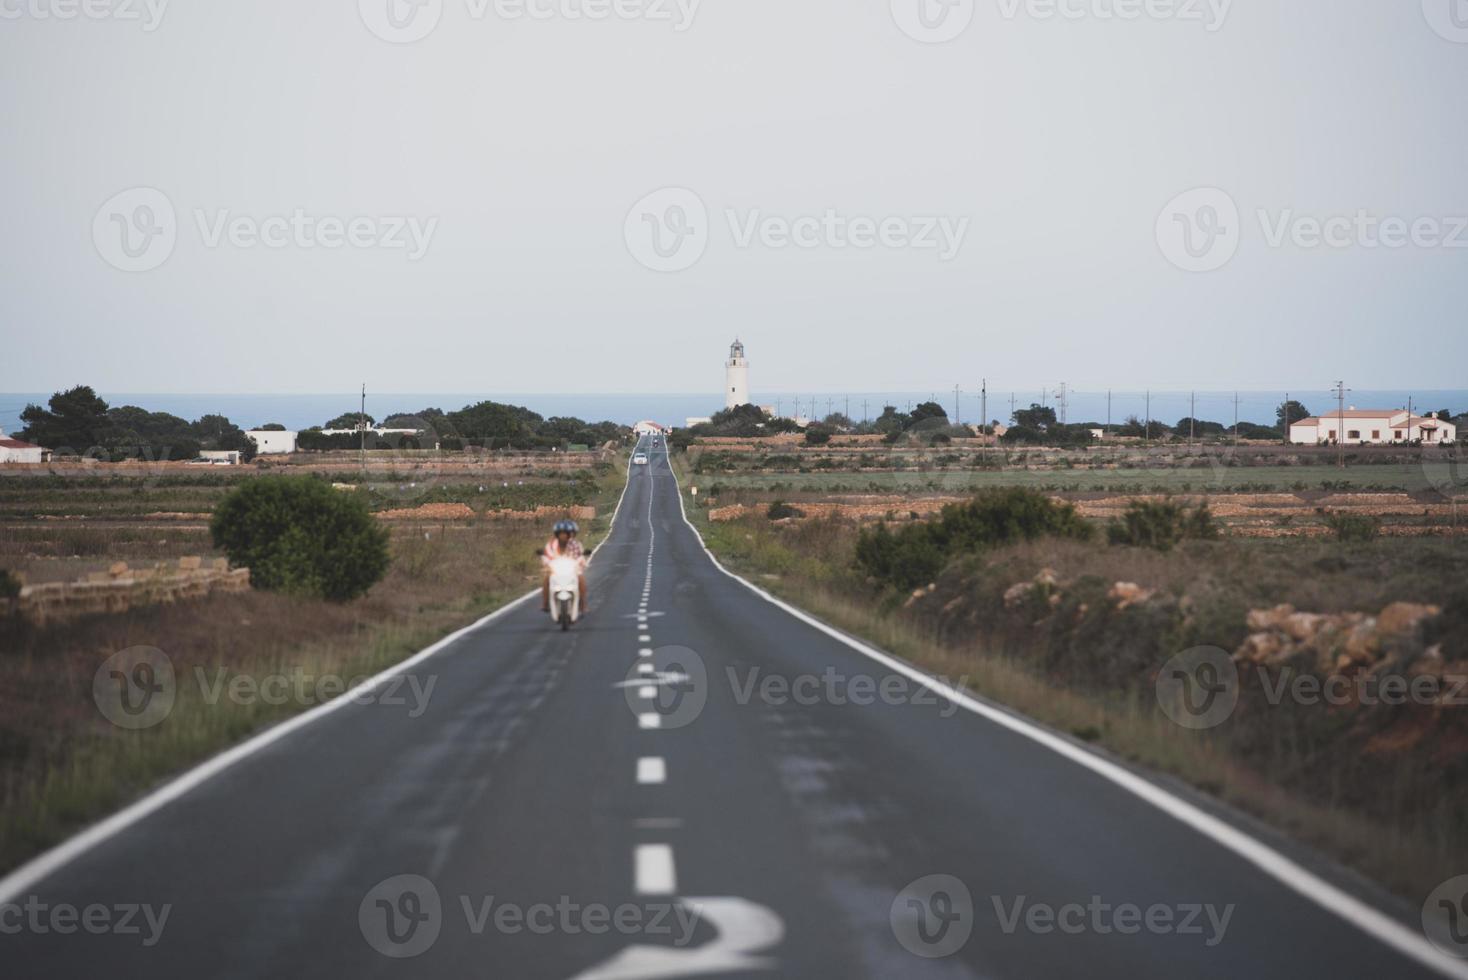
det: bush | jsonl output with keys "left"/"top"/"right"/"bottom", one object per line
{"left": 804, "top": 425, "right": 833, "bottom": 446}
{"left": 856, "top": 488, "right": 1092, "bottom": 590}
{"left": 210, "top": 476, "right": 390, "bottom": 602}
{"left": 1106, "top": 500, "right": 1218, "bottom": 551}
{"left": 0, "top": 569, "right": 21, "bottom": 600}
{"left": 766, "top": 500, "right": 805, "bottom": 520}
{"left": 1325, "top": 513, "right": 1380, "bottom": 542}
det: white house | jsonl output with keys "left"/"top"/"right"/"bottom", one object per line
{"left": 633, "top": 421, "right": 669, "bottom": 436}
{"left": 247, "top": 429, "right": 298, "bottom": 454}
{"left": 0, "top": 432, "right": 47, "bottom": 463}
{"left": 195, "top": 450, "right": 241, "bottom": 465}
{"left": 1290, "top": 409, "right": 1457, "bottom": 446}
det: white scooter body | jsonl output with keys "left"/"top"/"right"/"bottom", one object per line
{"left": 547, "top": 556, "right": 582, "bottom": 630}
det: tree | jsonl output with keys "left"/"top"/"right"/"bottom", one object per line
{"left": 18, "top": 385, "right": 111, "bottom": 451}
{"left": 259, "top": 423, "right": 287, "bottom": 431}
{"left": 211, "top": 476, "right": 390, "bottom": 602}
{"left": 804, "top": 425, "right": 833, "bottom": 445}
{"left": 1012, "top": 404, "right": 1057, "bottom": 432}
{"left": 1438, "top": 410, "right": 1453, "bottom": 423}
{"left": 821, "top": 412, "right": 853, "bottom": 431}
{"left": 907, "top": 402, "right": 949, "bottom": 430}
{"left": 1277, "top": 400, "right": 1311, "bottom": 429}
{"left": 872, "top": 406, "right": 910, "bottom": 435}
{"left": 449, "top": 400, "right": 544, "bottom": 446}
{"left": 325, "top": 412, "right": 374, "bottom": 430}
{"left": 193, "top": 414, "right": 256, "bottom": 460}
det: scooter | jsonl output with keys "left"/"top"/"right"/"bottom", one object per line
{"left": 537, "top": 549, "right": 591, "bottom": 630}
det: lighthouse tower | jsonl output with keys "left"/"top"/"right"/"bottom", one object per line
{"left": 725, "top": 339, "right": 750, "bottom": 410}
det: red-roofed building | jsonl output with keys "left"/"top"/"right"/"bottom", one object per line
{"left": 0, "top": 432, "right": 48, "bottom": 463}
{"left": 1289, "top": 409, "right": 1456, "bottom": 446}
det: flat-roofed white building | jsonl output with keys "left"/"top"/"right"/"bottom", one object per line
{"left": 0, "top": 433, "right": 47, "bottom": 463}
{"left": 1289, "top": 409, "right": 1456, "bottom": 445}
{"left": 247, "top": 429, "right": 298, "bottom": 454}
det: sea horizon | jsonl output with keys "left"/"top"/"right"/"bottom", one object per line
{"left": 3, "top": 389, "right": 1465, "bottom": 436}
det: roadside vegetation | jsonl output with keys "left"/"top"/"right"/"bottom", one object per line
{"left": 678, "top": 457, "right": 1468, "bottom": 903}
{"left": 0, "top": 451, "right": 630, "bottom": 874}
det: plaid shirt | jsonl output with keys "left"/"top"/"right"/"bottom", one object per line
{"left": 543, "top": 537, "right": 585, "bottom": 564}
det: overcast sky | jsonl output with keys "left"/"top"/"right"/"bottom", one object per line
{"left": 2, "top": 0, "right": 1466, "bottom": 396}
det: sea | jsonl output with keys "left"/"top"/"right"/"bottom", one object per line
{"left": 1, "top": 390, "right": 1464, "bottom": 436}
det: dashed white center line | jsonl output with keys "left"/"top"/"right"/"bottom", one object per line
{"left": 634, "top": 844, "right": 676, "bottom": 895}
{"left": 638, "top": 647, "right": 653, "bottom": 658}
{"left": 638, "top": 685, "right": 656, "bottom": 699}
{"left": 639, "top": 634, "right": 652, "bottom": 643}
{"left": 637, "top": 756, "right": 666, "bottom": 785}
{"left": 638, "top": 712, "right": 662, "bottom": 730}
{"left": 637, "top": 662, "right": 654, "bottom": 675}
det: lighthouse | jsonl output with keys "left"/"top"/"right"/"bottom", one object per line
{"left": 725, "top": 338, "right": 750, "bottom": 410}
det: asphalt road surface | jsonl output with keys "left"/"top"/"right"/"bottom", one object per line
{"left": 2, "top": 434, "right": 1463, "bottom": 979}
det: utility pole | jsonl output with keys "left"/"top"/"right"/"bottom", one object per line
{"left": 980, "top": 379, "right": 988, "bottom": 448}
{"left": 1106, "top": 389, "right": 1112, "bottom": 437}
{"left": 826, "top": 397, "right": 834, "bottom": 421}
{"left": 863, "top": 399, "right": 869, "bottom": 424}
{"left": 1408, "top": 395, "right": 1415, "bottom": 443}
{"left": 1057, "top": 382, "right": 1068, "bottom": 425}
{"left": 953, "top": 384, "right": 961, "bottom": 426}
{"left": 1009, "top": 392, "right": 1016, "bottom": 423}
{"left": 1283, "top": 391, "right": 1290, "bottom": 444}
{"left": 1145, "top": 390, "right": 1151, "bottom": 447}
{"left": 1233, "top": 392, "right": 1240, "bottom": 448}
{"left": 1189, "top": 391, "right": 1196, "bottom": 448}
{"left": 359, "top": 383, "right": 367, "bottom": 474}
{"left": 1334, "top": 380, "right": 1349, "bottom": 469}
{"left": 845, "top": 395, "right": 849, "bottom": 422}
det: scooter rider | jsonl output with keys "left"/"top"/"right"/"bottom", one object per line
{"left": 541, "top": 520, "right": 589, "bottom": 614}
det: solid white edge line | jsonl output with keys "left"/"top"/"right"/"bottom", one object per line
{"left": 658, "top": 442, "right": 1468, "bottom": 980}
{"left": 634, "top": 843, "right": 676, "bottom": 895}
{"left": 0, "top": 438, "right": 649, "bottom": 907}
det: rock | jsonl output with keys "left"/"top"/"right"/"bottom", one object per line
{"left": 1109, "top": 582, "right": 1154, "bottom": 610}
{"left": 108, "top": 561, "right": 129, "bottom": 578}
{"left": 178, "top": 556, "right": 203, "bottom": 571}
{"left": 1247, "top": 604, "right": 1295, "bottom": 632}
{"left": 1034, "top": 567, "right": 1060, "bottom": 588}
{"left": 1377, "top": 602, "right": 1441, "bottom": 635}
{"left": 1281, "top": 612, "right": 1328, "bottom": 643}
{"left": 1004, "top": 582, "right": 1035, "bottom": 609}
{"left": 1237, "top": 631, "right": 1285, "bottom": 665}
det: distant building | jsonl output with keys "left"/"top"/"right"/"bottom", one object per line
{"left": 247, "top": 429, "right": 298, "bottom": 454}
{"left": 0, "top": 431, "right": 47, "bottom": 463}
{"left": 1290, "top": 409, "right": 1456, "bottom": 445}
{"left": 726, "top": 338, "right": 750, "bottom": 410}
{"left": 633, "top": 421, "right": 669, "bottom": 435}
{"left": 195, "top": 450, "right": 241, "bottom": 465}
{"left": 684, "top": 417, "right": 712, "bottom": 428}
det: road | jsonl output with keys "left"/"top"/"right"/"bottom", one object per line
{"left": 1, "top": 433, "right": 1462, "bottom": 979}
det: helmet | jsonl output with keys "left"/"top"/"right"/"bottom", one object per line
{"left": 553, "top": 519, "right": 579, "bottom": 536}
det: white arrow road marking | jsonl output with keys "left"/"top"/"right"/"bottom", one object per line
{"left": 569, "top": 897, "right": 783, "bottom": 980}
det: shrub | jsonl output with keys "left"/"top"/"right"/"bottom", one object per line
{"left": 804, "top": 426, "right": 833, "bottom": 446}
{"left": 1106, "top": 500, "right": 1218, "bottom": 551}
{"left": 1325, "top": 513, "right": 1380, "bottom": 542}
{"left": 766, "top": 500, "right": 805, "bottom": 520}
{"left": 856, "top": 488, "right": 1092, "bottom": 591}
{"left": 0, "top": 569, "right": 21, "bottom": 600}
{"left": 210, "top": 476, "right": 390, "bottom": 602}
